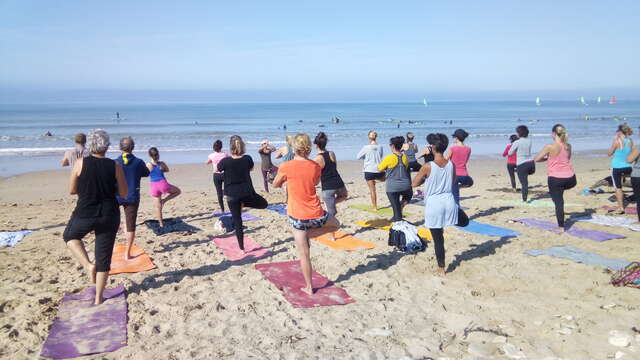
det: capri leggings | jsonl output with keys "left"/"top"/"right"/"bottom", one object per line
{"left": 429, "top": 228, "right": 446, "bottom": 268}
{"left": 63, "top": 214, "right": 120, "bottom": 272}
{"left": 632, "top": 177, "right": 640, "bottom": 222}
{"left": 516, "top": 161, "right": 535, "bottom": 201}
{"left": 213, "top": 173, "right": 225, "bottom": 212}
{"left": 226, "top": 193, "right": 268, "bottom": 250}
{"left": 507, "top": 164, "right": 517, "bottom": 189}
{"left": 386, "top": 189, "right": 413, "bottom": 221}
{"left": 548, "top": 175, "right": 577, "bottom": 227}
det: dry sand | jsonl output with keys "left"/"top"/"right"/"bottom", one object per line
{"left": 1, "top": 154, "right": 639, "bottom": 359}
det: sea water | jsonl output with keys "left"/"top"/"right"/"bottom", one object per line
{"left": 1, "top": 100, "right": 638, "bottom": 177}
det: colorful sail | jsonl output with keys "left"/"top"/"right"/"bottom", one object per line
{"left": 535, "top": 97, "right": 541, "bottom": 106}
{"left": 423, "top": 98, "right": 428, "bottom": 106}
{"left": 580, "top": 96, "right": 587, "bottom": 105}
{"left": 609, "top": 96, "right": 617, "bottom": 104}
{"left": 597, "top": 96, "right": 602, "bottom": 103}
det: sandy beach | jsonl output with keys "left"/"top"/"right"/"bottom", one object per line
{"left": 1, "top": 154, "right": 639, "bottom": 359}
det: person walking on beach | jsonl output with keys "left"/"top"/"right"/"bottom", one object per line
{"left": 63, "top": 129, "right": 128, "bottom": 304}
{"left": 508, "top": 125, "right": 535, "bottom": 202}
{"left": 274, "top": 133, "right": 340, "bottom": 295}
{"left": 61, "top": 133, "right": 90, "bottom": 167}
{"left": 534, "top": 125, "right": 576, "bottom": 230}
{"left": 446, "top": 129, "right": 473, "bottom": 204}
{"left": 207, "top": 140, "right": 229, "bottom": 212}
{"left": 258, "top": 140, "right": 278, "bottom": 193}
{"left": 411, "top": 133, "right": 467, "bottom": 276}
{"left": 378, "top": 136, "right": 412, "bottom": 221}
{"left": 114, "top": 137, "right": 149, "bottom": 260}
{"left": 626, "top": 131, "right": 640, "bottom": 223}
{"left": 608, "top": 124, "right": 634, "bottom": 214}
{"left": 502, "top": 134, "right": 519, "bottom": 191}
{"left": 146, "top": 147, "right": 181, "bottom": 227}
{"left": 357, "top": 131, "right": 385, "bottom": 210}
{"left": 217, "top": 136, "right": 268, "bottom": 251}
{"left": 404, "top": 132, "right": 421, "bottom": 172}
{"left": 313, "top": 132, "right": 347, "bottom": 239}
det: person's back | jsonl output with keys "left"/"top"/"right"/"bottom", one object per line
{"left": 75, "top": 156, "right": 118, "bottom": 218}
{"left": 405, "top": 143, "right": 418, "bottom": 163}
{"left": 449, "top": 145, "right": 471, "bottom": 176}
{"left": 547, "top": 143, "right": 574, "bottom": 178}
{"left": 208, "top": 151, "right": 228, "bottom": 173}
{"left": 219, "top": 155, "right": 255, "bottom": 197}
{"left": 357, "top": 144, "right": 383, "bottom": 172}
{"left": 511, "top": 137, "right": 532, "bottom": 164}
{"left": 114, "top": 153, "right": 149, "bottom": 203}
{"left": 281, "top": 158, "right": 323, "bottom": 219}
{"left": 380, "top": 153, "right": 411, "bottom": 192}
{"left": 319, "top": 152, "right": 344, "bottom": 190}
{"left": 612, "top": 138, "right": 632, "bottom": 168}
{"left": 149, "top": 162, "right": 165, "bottom": 182}
{"left": 425, "top": 161, "right": 454, "bottom": 198}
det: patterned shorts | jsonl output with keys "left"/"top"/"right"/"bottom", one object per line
{"left": 288, "top": 211, "right": 329, "bottom": 231}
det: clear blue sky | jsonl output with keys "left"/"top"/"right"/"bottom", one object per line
{"left": 1, "top": 1, "right": 638, "bottom": 98}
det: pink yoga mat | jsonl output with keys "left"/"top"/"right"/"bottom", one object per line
{"left": 211, "top": 235, "right": 271, "bottom": 261}
{"left": 255, "top": 261, "right": 355, "bottom": 308}
{"left": 600, "top": 205, "right": 638, "bottom": 215}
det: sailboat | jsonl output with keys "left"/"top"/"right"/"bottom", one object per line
{"left": 597, "top": 96, "right": 602, "bottom": 104}
{"left": 579, "top": 96, "right": 587, "bottom": 105}
{"left": 423, "top": 98, "right": 428, "bottom": 107}
{"left": 609, "top": 96, "right": 617, "bottom": 105}
{"left": 535, "top": 97, "right": 541, "bottom": 106}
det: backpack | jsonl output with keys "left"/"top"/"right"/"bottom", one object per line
{"left": 388, "top": 220, "right": 425, "bottom": 253}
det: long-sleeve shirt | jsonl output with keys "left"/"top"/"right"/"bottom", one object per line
{"left": 502, "top": 144, "right": 517, "bottom": 165}
{"left": 357, "top": 144, "right": 383, "bottom": 173}
{"left": 507, "top": 137, "right": 533, "bottom": 165}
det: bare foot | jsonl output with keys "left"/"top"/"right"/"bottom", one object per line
{"left": 94, "top": 297, "right": 103, "bottom": 305}
{"left": 328, "top": 232, "right": 336, "bottom": 241}
{"left": 85, "top": 264, "right": 96, "bottom": 284}
{"left": 124, "top": 250, "right": 132, "bottom": 261}
{"left": 556, "top": 227, "right": 566, "bottom": 232}
{"left": 435, "top": 267, "right": 446, "bottom": 277}
{"left": 300, "top": 286, "right": 314, "bottom": 295}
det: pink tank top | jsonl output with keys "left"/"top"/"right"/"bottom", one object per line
{"left": 547, "top": 143, "right": 574, "bottom": 178}
{"left": 450, "top": 145, "right": 471, "bottom": 176}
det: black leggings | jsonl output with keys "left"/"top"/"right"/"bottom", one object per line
{"left": 507, "top": 164, "right": 517, "bottom": 189}
{"left": 632, "top": 177, "right": 640, "bottom": 222}
{"left": 516, "top": 161, "right": 535, "bottom": 201}
{"left": 429, "top": 228, "right": 446, "bottom": 268}
{"left": 386, "top": 189, "right": 412, "bottom": 221}
{"left": 548, "top": 175, "right": 577, "bottom": 227}
{"left": 226, "top": 193, "right": 268, "bottom": 250}
{"left": 213, "top": 173, "right": 225, "bottom": 212}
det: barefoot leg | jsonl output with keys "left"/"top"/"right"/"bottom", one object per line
{"left": 293, "top": 228, "right": 314, "bottom": 295}
{"left": 366, "top": 180, "right": 377, "bottom": 210}
{"left": 66, "top": 239, "right": 96, "bottom": 283}
{"left": 94, "top": 271, "right": 108, "bottom": 305}
{"left": 124, "top": 230, "right": 135, "bottom": 261}
{"left": 154, "top": 196, "right": 163, "bottom": 227}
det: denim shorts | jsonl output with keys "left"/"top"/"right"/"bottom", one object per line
{"left": 288, "top": 211, "right": 329, "bottom": 231}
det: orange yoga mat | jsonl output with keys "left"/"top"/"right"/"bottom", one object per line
{"left": 109, "top": 243, "right": 157, "bottom": 275}
{"left": 312, "top": 231, "right": 376, "bottom": 251}
{"left": 355, "top": 219, "right": 436, "bottom": 241}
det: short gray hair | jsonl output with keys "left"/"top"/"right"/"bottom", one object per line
{"left": 120, "top": 136, "right": 135, "bottom": 153}
{"left": 88, "top": 129, "right": 110, "bottom": 154}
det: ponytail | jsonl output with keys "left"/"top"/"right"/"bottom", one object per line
{"left": 552, "top": 124, "right": 568, "bottom": 144}
{"left": 148, "top": 147, "right": 160, "bottom": 161}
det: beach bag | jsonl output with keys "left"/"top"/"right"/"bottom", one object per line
{"left": 611, "top": 262, "right": 640, "bottom": 289}
{"left": 388, "top": 220, "right": 425, "bottom": 253}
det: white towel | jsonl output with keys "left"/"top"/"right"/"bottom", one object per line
{"left": 574, "top": 215, "right": 640, "bottom": 232}
{"left": 0, "top": 230, "right": 33, "bottom": 247}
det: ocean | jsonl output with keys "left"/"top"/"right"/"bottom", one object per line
{"left": 1, "top": 100, "right": 638, "bottom": 177}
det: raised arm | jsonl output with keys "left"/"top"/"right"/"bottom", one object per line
{"left": 61, "top": 152, "right": 70, "bottom": 167}
{"left": 507, "top": 140, "right": 519, "bottom": 156}
{"left": 356, "top": 146, "right": 367, "bottom": 160}
{"left": 411, "top": 163, "right": 430, "bottom": 187}
{"left": 534, "top": 144, "right": 552, "bottom": 162}
{"left": 160, "top": 161, "right": 169, "bottom": 172}
{"left": 608, "top": 136, "right": 621, "bottom": 157}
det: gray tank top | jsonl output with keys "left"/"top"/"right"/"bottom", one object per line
{"left": 385, "top": 154, "right": 411, "bottom": 192}
{"left": 405, "top": 143, "right": 418, "bottom": 162}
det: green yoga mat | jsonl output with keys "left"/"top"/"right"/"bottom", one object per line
{"left": 349, "top": 204, "right": 412, "bottom": 217}
{"left": 498, "top": 199, "right": 582, "bottom": 208}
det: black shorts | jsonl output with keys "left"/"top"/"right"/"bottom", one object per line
{"left": 612, "top": 167, "right": 632, "bottom": 189}
{"left": 63, "top": 214, "right": 120, "bottom": 272}
{"left": 456, "top": 175, "right": 474, "bottom": 187}
{"left": 408, "top": 161, "right": 422, "bottom": 172}
{"left": 364, "top": 172, "right": 385, "bottom": 181}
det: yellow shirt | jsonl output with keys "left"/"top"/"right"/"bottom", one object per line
{"left": 378, "top": 153, "right": 409, "bottom": 171}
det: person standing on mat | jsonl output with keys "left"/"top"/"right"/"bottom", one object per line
{"left": 404, "top": 132, "right": 421, "bottom": 172}
{"left": 378, "top": 136, "right": 412, "bottom": 221}
{"left": 274, "top": 133, "right": 340, "bottom": 295}
{"left": 411, "top": 133, "right": 466, "bottom": 276}
{"left": 146, "top": 147, "right": 181, "bottom": 228}
{"left": 258, "top": 140, "right": 278, "bottom": 193}
{"left": 61, "top": 133, "right": 90, "bottom": 168}
{"left": 207, "top": 140, "right": 229, "bottom": 212}
{"left": 114, "top": 136, "right": 149, "bottom": 260}
{"left": 626, "top": 133, "right": 640, "bottom": 223}
{"left": 508, "top": 125, "right": 535, "bottom": 202}
{"left": 63, "top": 129, "right": 128, "bottom": 304}
{"left": 502, "top": 134, "right": 519, "bottom": 191}
{"left": 313, "top": 132, "right": 347, "bottom": 240}
{"left": 608, "top": 124, "right": 634, "bottom": 214}
{"left": 217, "top": 135, "right": 268, "bottom": 252}
{"left": 357, "top": 130, "right": 385, "bottom": 210}
{"left": 534, "top": 124, "right": 576, "bottom": 230}
{"left": 446, "top": 129, "right": 473, "bottom": 204}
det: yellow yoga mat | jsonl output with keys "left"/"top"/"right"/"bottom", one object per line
{"left": 311, "top": 231, "right": 376, "bottom": 251}
{"left": 349, "top": 204, "right": 412, "bottom": 217}
{"left": 355, "top": 219, "right": 436, "bottom": 241}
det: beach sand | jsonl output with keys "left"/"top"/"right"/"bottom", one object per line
{"left": 1, "top": 155, "right": 639, "bottom": 359}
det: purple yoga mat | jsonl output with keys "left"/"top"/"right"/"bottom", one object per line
{"left": 41, "top": 285, "right": 127, "bottom": 359}
{"left": 212, "top": 212, "right": 261, "bottom": 221}
{"left": 514, "top": 218, "right": 625, "bottom": 242}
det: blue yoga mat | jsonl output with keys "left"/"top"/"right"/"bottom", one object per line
{"left": 456, "top": 220, "right": 520, "bottom": 237}
{"left": 525, "top": 246, "right": 630, "bottom": 271}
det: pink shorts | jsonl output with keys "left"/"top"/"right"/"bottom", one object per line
{"left": 150, "top": 179, "right": 172, "bottom": 197}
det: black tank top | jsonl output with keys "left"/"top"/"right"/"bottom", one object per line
{"left": 320, "top": 152, "right": 345, "bottom": 190}
{"left": 74, "top": 156, "right": 119, "bottom": 218}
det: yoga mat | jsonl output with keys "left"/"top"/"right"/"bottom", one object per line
{"left": 457, "top": 220, "right": 521, "bottom": 237}
{"left": 143, "top": 218, "right": 201, "bottom": 236}
{"left": 266, "top": 203, "right": 287, "bottom": 215}
{"left": 355, "top": 219, "right": 436, "bottom": 241}
{"left": 600, "top": 205, "right": 638, "bottom": 215}
{"left": 514, "top": 218, "right": 625, "bottom": 242}
{"left": 524, "top": 246, "right": 630, "bottom": 271}
{"left": 40, "top": 285, "right": 127, "bottom": 359}
{"left": 574, "top": 215, "right": 640, "bottom": 232}
{"left": 109, "top": 243, "right": 156, "bottom": 275}
{"left": 0, "top": 230, "right": 32, "bottom": 247}
{"left": 255, "top": 261, "right": 355, "bottom": 308}
{"left": 349, "top": 204, "right": 412, "bottom": 217}
{"left": 311, "top": 231, "right": 376, "bottom": 251}
{"left": 212, "top": 212, "right": 261, "bottom": 221}
{"left": 498, "top": 199, "right": 582, "bottom": 208}
{"left": 211, "top": 235, "right": 271, "bottom": 261}
{"left": 215, "top": 214, "right": 260, "bottom": 233}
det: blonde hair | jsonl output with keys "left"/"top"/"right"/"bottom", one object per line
{"left": 285, "top": 134, "right": 294, "bottom": 146}
{"left": 229, "top": 135, "right": 245, "bottom": 156}
{"left": 293, "top": 133, "right": 312, "bottom": 156}
{"left": 618, "top": 124, "right": 633, "bottom": 137}
{"left": 552, "top": 124, "right": 568, "bottom": 144}
{"left": 368, "top": 130, "right": 377, "bottom": 140}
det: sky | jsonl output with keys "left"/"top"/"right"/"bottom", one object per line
{"left": 0, "top": 1, "right": 639, "bottom": 100}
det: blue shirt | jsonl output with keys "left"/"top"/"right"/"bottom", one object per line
{"left": 611, "top": 138, "right": 632, "bottom": 169}
{"left": 149, "top": 163, "right": 165, "bottom": 182}
{"left": 114, "top": 153, "right": 150, "bottom": 203}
